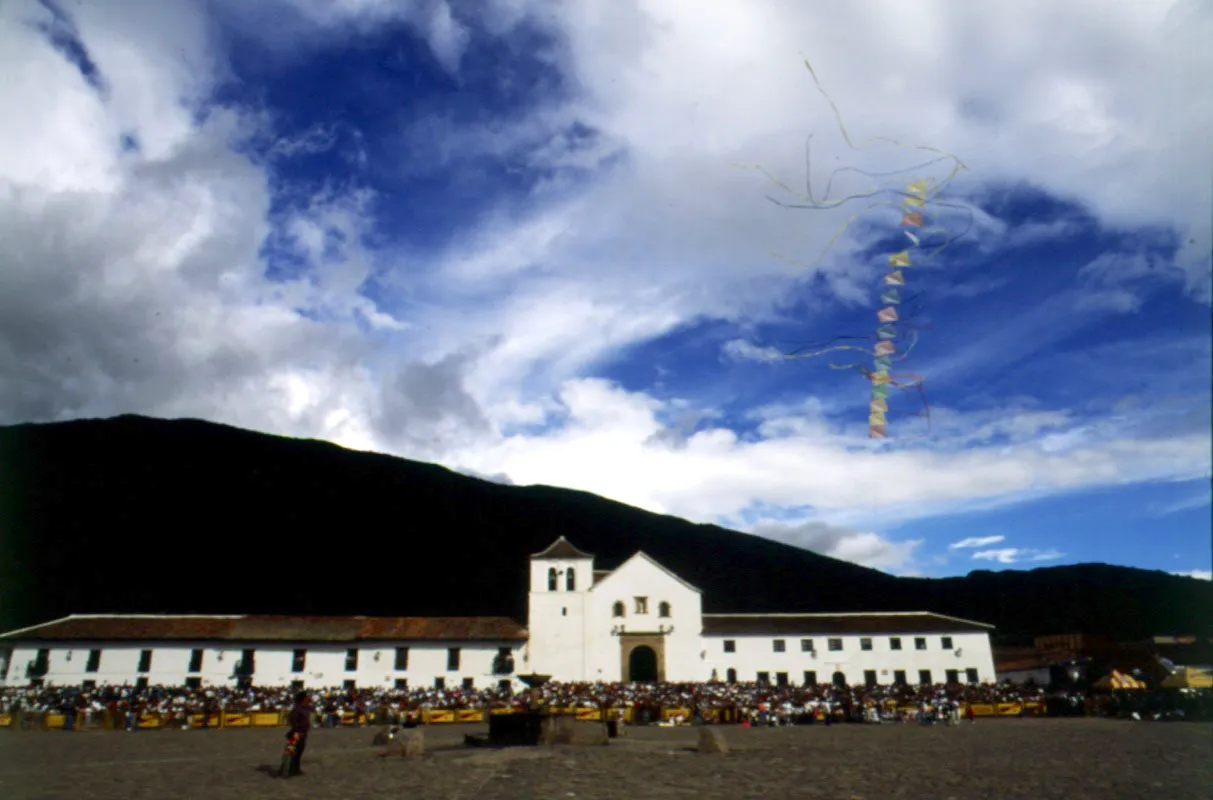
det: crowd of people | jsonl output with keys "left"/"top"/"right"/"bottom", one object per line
{"left": 0, "top": 679, "right": 1043, "bottom": 728}
{"left": 1, "top": 678, "right": 1206, "bottom": 728}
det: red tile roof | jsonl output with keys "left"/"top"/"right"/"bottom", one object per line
{"left": 701, "top": 612, "right": 993, "bottom": 636}
{"left": 530, "top": 536, "right": 593, "bottom": 560}
{"left": 1, "top": 615, "right": 527, "bottom": 643}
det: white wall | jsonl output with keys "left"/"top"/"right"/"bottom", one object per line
{"left": 585, "top": 553, "right": 706, "bottom": 683}
{"left": 703, "top": 630, "right": 996, "bottom": 686}
{"left": 526, "top": 555, "right": 592, "bottom": 680}
{"left": 3, "top": 641, "right": 526, "bottom": 690}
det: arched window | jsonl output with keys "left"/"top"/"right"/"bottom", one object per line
{"left": 658, "top": 601, "right": 671, "bottom": 618}
{"left": 566, "top": 568, "right": 576, "bottom": 591}
{"left": 612, "top": 601, "right": 625, "bottom": 618}
{"left": 726, "top": 668, "right": 737, "bottom": 684}
{"left": 547, "top": 568, "right": 558, "bottom": 591}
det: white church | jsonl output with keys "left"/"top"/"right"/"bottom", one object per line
{"left": 0, "top": 538, "right": 996, "bottom": 690}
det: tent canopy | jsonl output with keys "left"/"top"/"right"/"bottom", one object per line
{"left": 1093, "top": 670, "right": 1147, "bottom": 690}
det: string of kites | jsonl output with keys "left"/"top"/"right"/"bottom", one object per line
{"left": 736, "top": 56, "right": 974, "bottom": 440}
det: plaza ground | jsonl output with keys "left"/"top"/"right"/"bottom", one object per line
{"left": 0, "top": 718, "right": 1208, "bottom": 799}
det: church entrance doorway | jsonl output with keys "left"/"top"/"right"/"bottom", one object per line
{"left": 832, "top": 670, "right": 847, "bottom": 688}
{"left": 620, "top": 634, "right": 666, "bottom": 683}
{"left": 628, "top": 646, "right": 658, "bottom": 682}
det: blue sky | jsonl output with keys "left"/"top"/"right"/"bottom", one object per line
{"left": 1, "top": 0, "right": 1210, "bottom": 580}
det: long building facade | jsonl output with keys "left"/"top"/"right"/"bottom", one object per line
{"left": 0, "top": 538, "right": 996, "bottom": 689}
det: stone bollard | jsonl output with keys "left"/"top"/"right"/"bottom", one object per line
{"left": 377, "top": 728, "right": 424, "bottom": 759}
{"left": 698, "top": 727, "right": 729, "bottom": 755}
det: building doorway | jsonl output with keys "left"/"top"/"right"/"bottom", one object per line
{"left": 628, "top": 646, "right": 658, "bottom": 682}
{"left": 832, "top": 670, "right": 847, "bottom": 688}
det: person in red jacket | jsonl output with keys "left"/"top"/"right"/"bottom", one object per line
{"left": 286, "top": 693, "right": 312, "bottom": 777}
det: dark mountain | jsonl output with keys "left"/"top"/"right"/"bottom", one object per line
{"left": 1, "top": 415, "right": 1208, "bottom": 642}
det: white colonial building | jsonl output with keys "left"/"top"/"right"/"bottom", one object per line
{"left": 0, "top": 538, "right": 996, "bottom": 689}
{"left": 527, "top": 538, "right": 996, "bottom": 688}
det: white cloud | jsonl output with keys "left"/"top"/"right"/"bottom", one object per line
{"left": 751, "top": 520, "right": 923, "bottom": 573}
{"left": 721, "top": 339, "right": 783, "bottom": 364}
{"left": 949, "top": 535, "right": 1005, "bottom": 549}
{"left": 1172, "top": 569, "right": 1212, "bottom": 581}
{"left": 973, "top": 547, "right": 1065, "bottom": 565}
{"left": 1, "top": 0, "right": 1210, "bottom": 553}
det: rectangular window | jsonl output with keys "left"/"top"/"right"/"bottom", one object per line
{"left": 343, "top": 679, "right": 356, "bottom": 691}
{"left": 723, "top": 640, "right": 736, "bottom": 653}
{"left": 803, "top": 670, "right": 817, "bottom": 686}
{"left": 828, "top": 638, "right": 843, "bottom": 652}
{"left": 965, "top": 668, "right": 980, "bottom": 684}
{"left": 756, "top": 671, "right": 770, "bottom": 685}
{"left": 893, "top": 669, "right": 907, "bottom": 686}
{"left": 292, "top": 649, "right": 307, "bottom": 673}
{"left": 860, "top": 637, "right": 873, "bottom": 651}
{"left": 137, "top": 650, "right": 152, "bottom": 673}
{"left": 447, "top": 647, "right": 461, "bottom": 671}
{"left": 394, "top": 647, "right": 409, "bottom": 671}
{"left": 772, "top": 639, "right": 786, "bottom": 653}
{"left": 918, "top": 669, "right": 932, "bottom": 685}
{"left": 184, "top": 677, "right": 201, "bottom": 689}
{"left": 864, "top": 670, "right": 877, "bottom": 687}
{"left": 775, "top": 671, "right": 789, "bottom": 687}
{"left": 945, "top": 669, "right": 959, "bottom": 684}
{"left": 941, "top": 636, "right": 954, "bottom": 650}
{"left": 634, "top": 597, "right": 648, "bottom": 614}
{"left": 434, "top": 677, "right": 446, "bottom": 690}
{"left": 395, "top": 678, "right": 409, "bottom": 690}
{"left": 135, "top": 676, "right": 149, "bottom": 689}
{"left": 188, "top": 649, "right": 203, "bottom": 673}
{"left": 345, "top": 648, "right": 358, "bottom": 671}
{"left": 889, "top": 637, "right": 902, "bottom": 651}
{"left": 81, "top": 679, "right": 97, "bottom": 690}
{"left": 800, "top": 638, "right": 814, "bottom": 652}
{"left": 86, "top": 649, "right": 102, "bottom": 673}
{"left": 462, "top": 677, "right": 475, "bottom": 690}
{"left": 914, "top": 637, "right": 927, "bottom": 651}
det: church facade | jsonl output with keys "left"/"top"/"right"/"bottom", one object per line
{"left": 0, "top": 538, "right": 996, "bottom": 690}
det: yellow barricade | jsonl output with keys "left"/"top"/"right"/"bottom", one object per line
{"left": 223, "top": 712, "right": 251, "bottom": 728}
{"left": 575, "top": 707, "right": 601, "bottom": 721}
{"left": 425, "top": 709, "right": 455, "bottom": 724}
{"left": 966, "top": 703, "right": 996, "bottom": 716}
{"left": 997, "top": 703, "right": 1023, "bottom": 716}
{"left": 189, "top": 714, "right": 221, "bottom": 728}
{"left": 489, "top": 707, "right": 516, "bottom": 715}
{"left": 456, "top": 709, "right": 485, "bottom": 723}
{"left": 251, "top": 712, "right": 282, "bottom": 727}
{"left": 661, "top": 707, "right": 691, "bottom": 722}
{"left": 45, "top": 714, "right": 65, "bottom": 728}
{"left": 139, "top": 714, "right": 162, "bottom": 729}
{"left": 0, "top": 713, "right": 11, "bottom": 727}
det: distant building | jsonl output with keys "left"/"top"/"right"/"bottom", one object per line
{"left": 0, "top": 538, "right": 998, "bottom": 689}
{"left": 0, "top": 616, "right": 526, "bottom": 692}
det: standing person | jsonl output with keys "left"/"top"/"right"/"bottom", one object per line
{"left": 286, "top": 692, "right": 312, "bottom": 777}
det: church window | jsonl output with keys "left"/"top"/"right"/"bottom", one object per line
{"left": 658, "top": 601, "right": 671, "bottom": 617}
{"left": 634, "top": 597, "right": 648, "bottom": 614}
{"left": 566, "top": 569, "right": 576, "bottom": 591}
{"left": 726, "top": 667, "right": 737, "bottom": 683}
{"left": 773, "top": 639, "right": 786, "bottom": 653}
{"left": 548, "top": 568, "right": 558, "bottom": 591}
{"left": 613, "top": 601, "right": 625, "bottom": 617}
{"left": 723, "top": 640, "right": 735, "bottom": 653}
